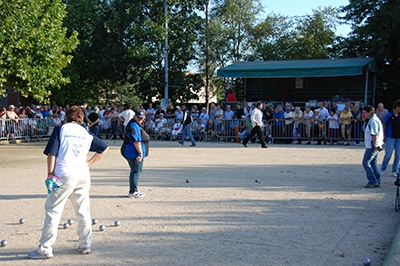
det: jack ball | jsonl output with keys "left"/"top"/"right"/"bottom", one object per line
{"left": 1, "top": 240, "right": 7, "bottom": 247}
{"left": 363, "top": 258, "right": 371, "bottom": 266}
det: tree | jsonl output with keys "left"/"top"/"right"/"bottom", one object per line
{"left": 0, "top": 0, "right": 78, "bottom": 103}
{"left": 341, "top": 0, "right": 400, "bottom": 104}
{"left": 58, "top": 0, "right": 205, "bottom": 105}
{"left": 248, "top": 7, "right": 338, "bottom": 61}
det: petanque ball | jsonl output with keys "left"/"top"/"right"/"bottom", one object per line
{"left": 255, "top": 179, "right": 259, "bottom": 183}
{"left": 67, "top": 219, "right": 73, "bottom": 225}
{"left": 114, "top": 220, "right": 120, "bottom": 227}
{"left": 1, "top": 240, "right": 7, "bottom": 247}
{"left": 363, "top": 258, "right": 371, "bottom": 266}
{"left": 92, "top": 218, "right": 98, "bottom": 225}
{"left": 258, "top": 181, "right": 262, "bottom": 184}
{"left": 99, "top": 225, "right": 105, "bottom": 231}
{"left": 63, "top": 223, "right": 69, "bottom": 229}
{"left": 19, "top": 218, "right": 25, "bottom": 224}
{"left": 186, "top": 179, "right": 189, "bottom": 183}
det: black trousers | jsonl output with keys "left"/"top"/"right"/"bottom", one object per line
{"left": 243, "top": 125, "right": 266, "bottom": 147}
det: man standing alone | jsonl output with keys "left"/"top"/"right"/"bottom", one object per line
{"left": 242, "top": 102, "right": 267, "bottom": 148}
{"left": 179, "top": 105, "right": 196, "bottom": 147}
{"left": 362, "top": 105, "right": 384, "bottom": 188}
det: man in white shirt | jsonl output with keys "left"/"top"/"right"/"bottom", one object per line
{"left": 223, "top": 105, "right": 235, "bottom": 120}
{"left": 242, "top": 102, "right": 267, "bottom": 148}
{"left": 318, "top": 102, "right": 329, "bottom": 120}
{"left": 199, "top": 107, "right": 209, "bottom": 126}
{"left": 362, "top": 105, "right": 384, "bottom": 188}
{"left": 28, "top": 106, "right": 108, "bottom": 259}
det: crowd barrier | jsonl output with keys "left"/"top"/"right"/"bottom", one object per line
{"left": 0, "top": 118, "right": 54, "bottom": 142}
{"left": 0, "top": 117, "right": 365, "bottom": 145}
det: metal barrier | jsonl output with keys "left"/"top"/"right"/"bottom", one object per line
{"left": 0, "top": 116, "right": 365, "bottom": 146}
{"left": 268, "top": 119, "right": 364, "bottom": 145}
{"left": 0, "top": 118, "right": 54, "bottom": 142}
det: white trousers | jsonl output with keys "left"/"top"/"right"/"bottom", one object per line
{"left": 37, "top": 174, "right": 92, "bottom": 254}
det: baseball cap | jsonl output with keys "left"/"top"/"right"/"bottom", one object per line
{"left": 135, "top": 110, "right": 145, "bottom": 119}
{"left": 176, "top": 106, "right": 181, "bottom": 109}
{"left": 9, "top": 104, "right": 15, "bottom": 109}
{"left": 202, "top": 107, "right": 206, "bottom": 110}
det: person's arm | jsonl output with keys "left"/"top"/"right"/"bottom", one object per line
{"left": 133, "top": 142, "right": 143, "bottom": 162}
{"left": 47, "top": 154, "right": 56, "bottom": 175}
{"left": 371, "top": 134, "right": 381, "bottom": 151}
{"left": 87, "top": 147, "right": 109, "bottom": 167}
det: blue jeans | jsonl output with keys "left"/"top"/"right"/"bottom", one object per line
{"left": 362, "top": 148, "right": 381, "bottom": 185}
{"left": 181, "top": 125, "right": 196, "bottom": 145}
{"left": 381, "top": 137, "right": 400, "bottom": 173}
{"left": 126, "top": 157, "right": 144, "bottom": 194}
{"left": 89, "top": 125, "right": 99, "bottom": 137}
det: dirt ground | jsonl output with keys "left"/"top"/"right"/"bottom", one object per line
{"left": 0, "top": 140, "right": 399, "bottom": 266}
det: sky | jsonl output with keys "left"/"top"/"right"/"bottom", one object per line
{"left": 259, "top": 0, "right": 352, "bottom": 36}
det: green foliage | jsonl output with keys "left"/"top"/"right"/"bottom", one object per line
{"left": 0, "top": 0, "right": 78, "bottom": 103}
{"left": 247, "top": 7, "right": 338, "bottom": 61}
{"left": 341, "top": 0, "right": 400, "bottom": 104}
{"left": 57, "top": 0, "right": 206, "bottom": 106}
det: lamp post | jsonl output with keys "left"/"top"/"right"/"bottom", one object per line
{"left": 205, "top": 0, "right": 211, "bottom": 109}
{"left": 164, "top": 0, "right": 169, "bottom": 100}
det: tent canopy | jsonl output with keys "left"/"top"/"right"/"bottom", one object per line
{"left": 217, "top": 57, "right": 377, "bottom": 78}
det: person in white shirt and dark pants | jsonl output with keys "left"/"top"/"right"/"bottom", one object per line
{"left": 242, "top": 102, "right": 267, "bottom": 148}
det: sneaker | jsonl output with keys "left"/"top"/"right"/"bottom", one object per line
{"left": 364, "top": 182, "right": 376, "bottom": 188}
{"left": 77, "top": 246, "right": 91, "bottom": 255}
{"left": 242, "top": 142, "right": 247, "bottom": 148}
{"left": 392, "top": 172, "right": 398, "bottom": 177}
{"left": 128, "top": 191, "right": 145, "bottom": 198}
{"left": 28, "top": 249, "right": 53, "bottom": 259}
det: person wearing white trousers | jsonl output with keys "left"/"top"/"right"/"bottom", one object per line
{"left": 28, "top": 106, "right": 108, "bottom": 259}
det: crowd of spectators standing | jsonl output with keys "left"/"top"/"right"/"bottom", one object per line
{"left": 0, "top": 101, "right": 390, "bottom": 146}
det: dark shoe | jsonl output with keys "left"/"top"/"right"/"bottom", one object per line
{"left": 178, "top": 142, "right": 183, "bottom": 145}
{"left": 374, "top": 183, "right": 381, "bottom": 188}
{"left": 261, "top": 146, "right": 268, "bottom": 148}
{"left": 296, "top": 142, "right": 302, "bottom": 144}
{"left": 345, "top": 142, "right": 350, "bottom": 146}
{"left": 364, "top": 183, "right": 376, "bottom": 188}
{"left": 242, "top": 142, "right": 247, "bottom": 148}
{"left": 190, "top": 144, "right": 196, "bottom": 147}
{"left": 306, "top": 141, "right": 311, "bottom": 145}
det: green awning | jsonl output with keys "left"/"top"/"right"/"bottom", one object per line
{"left": 217, "top": 57, "right": 377, "bottom": 78}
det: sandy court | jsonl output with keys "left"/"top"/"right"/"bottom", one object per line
{"left": 0, "top": 140, "right": 399, "bottom": 266}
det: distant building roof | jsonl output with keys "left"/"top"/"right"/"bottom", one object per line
{"left": 217, "top": 57, "right": 377, "bottom": 78}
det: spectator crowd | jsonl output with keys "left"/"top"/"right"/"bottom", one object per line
{"left": 0, "top": 101, "right": 390, "bottom": 146}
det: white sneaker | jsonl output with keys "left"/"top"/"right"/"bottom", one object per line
{"left": 128, "top": 191, "right": 145, "bottom": 198}
{"left": 28, "top": 249, "right": 53, "bottom": 259}
{"left": 392, "top": 172, "right": 398, "bottom": 177}
{"left": 77, "top": 246, "right": 91, "bottom": 254}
